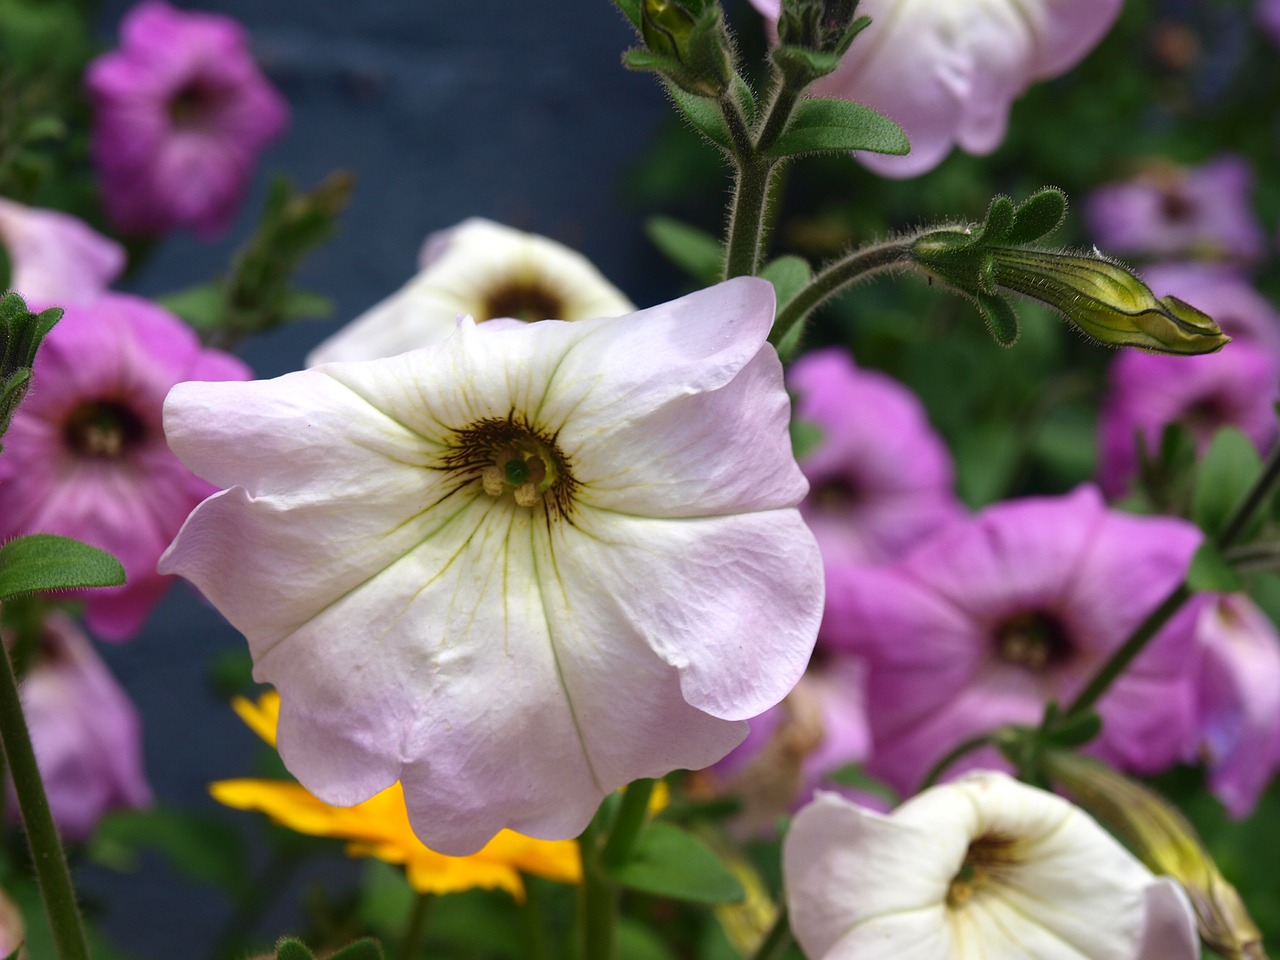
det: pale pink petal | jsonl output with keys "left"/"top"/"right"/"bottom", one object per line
{"left": 0, "top": 199, "right": 124, "bottom": 304}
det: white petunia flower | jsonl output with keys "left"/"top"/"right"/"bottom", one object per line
{"left": 161, "top": 277, "right": 823, "bottom": 855}
{"left": 306, "top": 218, "right": 634, "bottom": 365}
{"left": 784, "top": 771, "right": 1199, "bottom": 960}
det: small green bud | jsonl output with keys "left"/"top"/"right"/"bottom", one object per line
{"left": 911, "top": 231, "right": 1229, "bottom": 355}
{"left": 639, "top": 0, "right": 733, "bottom": 97}
{"left": 0, "top": 292, "right": 61, "bottom": 449}
{"left": 1044, "top": 750, "right": 1266, "bottom": 960}
{"left": 774, "top": 0, "right": 868, "bottom": 85}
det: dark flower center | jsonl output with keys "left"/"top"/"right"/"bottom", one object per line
{"left": 481, "top": 280, "right": 566, "bottom": 323}
{"left": 813, "top": 476, "right": 861, "bottom": 511}
{"left": 993, "top": 610, "right": 1071, "bottom": 671}
{"left": 947, "top": 833, "right": 1021, "bottom": 908}
{"left": 1182, "top": 393, "right": 1232, "bottom": 440}
{"left": 1159, "top": 188, "right": 1196, "bottom": 224}
{"left": 442, "top": 413, "right": 576, "bottom": 519}
{"left": 168, "top": 77, "right": 230, "bottom": 128}
{"left": 63, "top": 401, "right": 146, "bottom": 459}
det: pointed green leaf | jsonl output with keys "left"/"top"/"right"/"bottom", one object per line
{"left": 771, "top": 44, "right": 841, "bottom": 80}
{"left": 763, "top": 97, "right": 908, "bottom": 158}
{"left": 978, "top": 196, "right": 1015, "bottom": 246}
{"left": 0, "top": 534, "right": 126, "bottom": 601}
{"left": 157, "top": 284, "right": 226, "bottom": 332}
{"left": 646, "top": 216, "right": 723, "bottom": 284}
{"left": 1193, "top": 428, "right": 1263, "bottom": 539}
{"left": 1008, "top": 187, "right": 1068, "bottom": 245}
{"left": 328, "top": 938, "right": 385, "bottom": 960}
{"left": 760, "top": 254, "right": 812, "bottom": 313}
{"left": 664, "top": 82, "right": 732, "bottom": 150}
{"left": 275, "top": 939, "right": 315, "bottom": 960}
{"left": 1187, "top": 542, "right": 1246, "bottom": 594}
{"left": 975, "top": 291, "right": 1019, "bottom": 347}
{"left": 613, "top": 0, "right": 642, "bottom": 30}
{"left": 608, "top": 822, "right": 744, "bottom": 904}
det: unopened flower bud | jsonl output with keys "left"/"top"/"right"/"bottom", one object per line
{"left": 639, "top": 0, "right": 733, "bottom": 97}
{"left": 1044, "top": 750, "right": 1265, "bottom": 960}
{"left": 0, "top": 292, "right": 61, "bottom": 449}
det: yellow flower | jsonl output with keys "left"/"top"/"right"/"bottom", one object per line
{"left": 211, "top": 692, "right": 581, "bottom": 900}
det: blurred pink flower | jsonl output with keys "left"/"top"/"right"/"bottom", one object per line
{"left": 1085, "top": 156, "right": 1267, "bottom": 264}
{"left": 1097, "top": 341, "right": 1278, "bottom": 499}
{"left": 823, "top": 486, "right": 1202, "bottom": 794}
{"left": 160, "top": 278, "right": 823, "bottom": 855}
{"left": 0, "top": 198, "right": 124, "bottom": 304}
{"left": 10, "top": 614, "right": 151, "bottom": 840}
{"left": 747, "top": 0, "right": 1120, "bottom": 177}
{"left": 1193, "top": 594, "right": 1280, "bottom": 817}
{"left": 0, "top": 293, "right": 250, "bottom": 639}
{"left": 790, "top": 348, "right": 960, "bottom": 566}
{"left": 86, "top": 0, "right": 288, "bottom": 237}
{"left": 1260, "top": 0, "right": 1280, "bottom": 46}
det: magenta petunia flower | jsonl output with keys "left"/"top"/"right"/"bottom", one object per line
{"left": 1259, "top": 0, "right": 1280, "bottom": 46}
{"left": 1097, "top": 340, "right": 1279, "bottom": 499}
{"left": 822, "top": 486, "right": 1202, "bottom": 794}
{"left": 0, "top": 292, "right": 250, "bottom": 639}
{"left": 8, "top": 614, "right": 152, "bottom": 840}
{"left": 159, "top": 278, "right": 823, "bottom": 855}
{"left": 0, "top": 198, "right": 125, "bottom": 304}
{"left": 747, "top": 0, "right": 1120, "bottom": 178}
{"left": 1193, "top": 594, "right": 1280, "bottom": 818}
{"left": 1085, "top": 156, "right": 1267, "bottom": 264}
{"left": 791, "top": 348, "right": 961, "bottom": 566}
{"left": 85, "top": 0, "right": 288, "bottom": 237}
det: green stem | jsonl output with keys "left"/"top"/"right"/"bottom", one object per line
{"left": 750, "top": 906, "right": 795, "bottom": 960}
{"left": 520, "top": 880, "right": 552, "bottom": 960}
{"left": 1218, "top": 441, "right": 1280, "bottom": 550}
{"left": 919, "top": 734, "right": 996, "bottom": 790}
{"left": 601, "top": 778, "right": 654, "bottom": 869}
{"left": 769, "top": 240, "right": 916, "bottom": 356}
{"left": 577, "top": 807, "right": 618, "bottom": 960}
{"left": 0, "top": 639, "right": 88, "bottom": 960}
{"left": 721, "top": 99, "right": 771, "bottom": 280}
{"left": 754, "top": 83, "right": 799, "bottom": 157}
{"left": 399, "top": 891, "right": 433, "bottom": 960}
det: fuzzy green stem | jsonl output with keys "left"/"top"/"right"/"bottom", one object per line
{"left": 399, "top": 891, "right": 433, "bottom": 960}
{"left": 770, "top": 240, "right": 916, "bottom": 356}
{"left": 520, "top": 880, "right": 552, "bottom": 960}
{"left": 577, "top": 807, "right": 618, "bottom": 960}
{"left": 754, "top": 83, "right": 800, "bottom": 156}
{"left": 1219, "top": 441, "right": 1280, "bottom": 550}
{"left": 750, "top": 906, "right": 796, "bottom": 960}
{"left": 721, "top": 100, "right": 772, "bottom": 280}
{"left": 920, "top": 733, "right": 996, "bottom": 790}
{"left": 0, "top": 640, "right": 89, "bottom": 960}
{"left": 601, "top": 778, "right": 654, "bottom": 869}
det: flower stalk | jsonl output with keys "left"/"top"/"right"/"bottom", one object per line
{"left": 748, "top": 906, "right": 796, "bottom": 960}
{"left": 0, "top": 637, "right": 89, "bottom": 960}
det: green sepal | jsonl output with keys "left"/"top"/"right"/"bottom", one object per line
{"left": 663, "top": 76, "right": 755, "bottom": 151}
{"left": 763, "top": 97, "right": 908, "bottom": 158}
{"left": 0, "top": 533, "right": 126, "bottom": 601}
{"left": 976, "top": 195, "right": 1015, "bottom": 246}
{"left": 623, "top": 48, "right": 685, "bottom": 76}
{"left": 1045, "top": 708, "right": 1102, "bottom": 749}
{"left": 328, "top": 938, "right": 385, "bottom": 960}
{"left": 275, "top": 938, "right": 315, "bottom": 960}
{"left": 607, "top": 822, "right": 744, "bottom": 904}
{"left": 1187, "top": 542, "right": 1246, "bottom": 594}
{"left": 770, "top": 44, "right": 841, "bottom": 84}
{"left": 1007, "top": 188, "right": 1068, "bottom": 245}
{"left": 612, "top": 0, "right": 643, "bottom": 30}
{"left": 1193, "top": 428, "right": 1263, "bottom": 539}
{"left": 975, "top": 290, "right": 1020, "bottom": 346}
{"left": 645, "top": 216, "right": 723, "bottom": 283}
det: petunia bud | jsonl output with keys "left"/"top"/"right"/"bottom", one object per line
{"left": 0, "top": 291, "right": 61, "bottom": 449}
{"left": 637, "top": 0, "right": 734, "bottom": 97}
{"left": 773, "top": 0, "right": 868, "bottom": 85}
{"left": 910, "top": 189, "right": 1230, "bottom": 354}
{"left": 1044, "top": 750, "right": 1265, "bottom": 960}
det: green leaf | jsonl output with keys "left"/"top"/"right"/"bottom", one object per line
{"left": 613, "top": 0, "right": 642, "bottom": 30}
{"left": 645, "top": 216, "right": 723, "bottom": 284}
{"left": 0, "top": 534, "right": 125, "bottom": 601}
{"left": 275, "top": 938, "right": 315, "bottom": 960}
{"left": 88, "top": 806, "right": 250, "bottom": 898}
{"left": 664, "top": 82, "right": 732, "bottom": 150}
{"left": 764, "top": 97, "right": 908, "bottom": 158}
{"left": 157, "top": 284, "right": 226, "bottom": 333}
{"left": 975, "top": 291, "right": 1019, "bottom": 347}
{"left": 280, "top": 289, "right": 335, "bottom": 322}
{"left": 789, "top": 418, "right": 823, "bottom": 460}
{"left": 1007, "top": 187, "right": 1068, "bottom": 245}
{"left": 328, "top": 938, "right": 385, "bottom": 960}
{"left": 619, "top": 916, "right": 678, "bottom": 960}
{"left": 607, "top": 822, "right": 744, "bottom": 904}
{"left": 1187, "top": 542, "right": 1246, "bottom": 594}
{"left": 1193, "top": 428, "right": 1263, "bottom": 539}
{"left": 759, "top": 254, "right": 812, "bottom": 313}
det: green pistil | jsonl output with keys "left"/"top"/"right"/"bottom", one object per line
{"left": 504, "top": 458, "right": 532, "bottom": 486}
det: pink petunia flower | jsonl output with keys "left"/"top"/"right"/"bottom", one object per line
{"left": 1085, "top": 156, "right": 1267, "bottom": 264}
{"left": 1193, "top": 593, "right": 1280, "bottom": 817}
{"left": 747, "top": 0, "right": 1120, "bottom": 178}
{"left": 822, "top": 486, "right": 1202, "bottom": 794}
{"left": 85, "top": 0, "right": 288, "bottom": 237}
{"left": 790, "top": 348, "right": 961, "bottom": 566}
{"left": 0, "top": 198, "right": 125, "bottom": 304}
{"left": 1097, "top": 340, "right": 1279, "bottom": 499}
{"left": 8, "top": 614, "right": 152, "bottom": 840}
{"left": 159, "top": 278, "right": 823, "bottom": 855}
{"left": 0, "top": 292, "right": 250, "bottom": 639}
{"left": 1259, "top": 0, "right": 1280, "bottom": 46}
